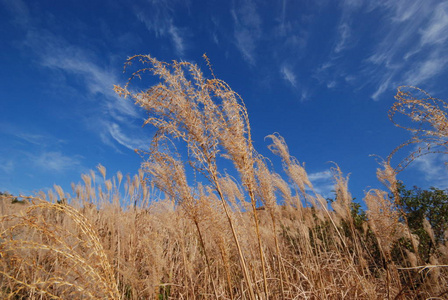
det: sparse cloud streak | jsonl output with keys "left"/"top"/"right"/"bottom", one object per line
{"left": 280, "top": 65, "right": 297, "bottom": 88}
{"left": 231, "top": 0, "right": 261, "bottom": 65}
{"left": 33, "top": 151, "right": 81, "bottom": 173}
{"left": 134, "top": 1, "right": 188, "bottom": 56}
{"left": 412, "top": 153, "right": 448, "bottom": 189}
{"left": 308, "top": 170, "right": 334, "bottom": 198}
{"left": 108, "top": 123, "right": 148, "bottom": 151}
{"left": 334, "top": 23, "right": 351, "bottom": 53}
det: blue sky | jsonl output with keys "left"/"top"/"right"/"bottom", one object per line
{"left": 1, "top": 0, "right": 448, "bottom": 201}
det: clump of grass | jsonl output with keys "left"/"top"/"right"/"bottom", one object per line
{"left": 0, "top": 198, "right": 119, "bottom": 299}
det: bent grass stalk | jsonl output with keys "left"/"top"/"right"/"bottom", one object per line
{"left": 114, "top": 54, "right": 258, "bottom": 299}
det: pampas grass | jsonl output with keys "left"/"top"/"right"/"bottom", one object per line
{"left": 1, "top": 57, "right": 447, "bottom": 299}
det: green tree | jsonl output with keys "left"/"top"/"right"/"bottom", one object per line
{"left": 396, "top": 182, "right": 448, "bottom": 260}
{"left": 0, "top": 191, "right": 23, "bottom": 204}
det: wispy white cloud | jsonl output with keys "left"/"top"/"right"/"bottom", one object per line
{"left": 308, "top": 170, "right": 332, "bottom": 181}
{"left": 279, "top": 0, "right": 287, "bottom": 34}
{"left": 403, "top": 53, "right": 448, "bottom": 86}
{"left": 168, "top": 24, "right": 185, "bottom": 55}
{"left": 332, "top": 0, "right": 362, "bottom": 54}
{"left": 380, "top": 0, "right": 426, "bottom": 24}
{"left": 108, "top": 123, "right": 148, "bottom": 151}
{"left": 326, "top": 81, "right": 337, "bottom": 89}
{"left": 311, "top": 1, "right": 361, "bottom": 92}
{"left": 0, "top": 159, "right": 14, "bottom": 174}
{"left": 26, "top": 34, "right": 137, "bottom": 120}
{"left": 233, "top": 28, "right": 257, "bottom": 65}
{"left": 1, "top": 126, "right": 85, "bottom": 174}
{"left": 300, "top": 88, "right": 310, "bottom": 102}
{"left": 273, "top": 0, "right": 308, "bottom": 48}
{"left": 209, "top": 16, "right": 221, "bottom": 45}
{"left": 33, "top": 151, "right": 82, "bottom": 173}
{"left": 420, "top": 2, "right": 448, "bottom": 46}
{"left": 308, "top": 170, "right": 334, "bottom": 197}
{"left": 19, "top": 25, "right": 150, "bottom": 151}
{"left": 134, "top": 1, "right": 188, "bottom": 56}
{"left": 0, "top": 123, "right": 84, "bottom": 178}
{"left": 334, "top": 22, "right": 351, "bottom": 53}
{"left": 412, "top": 153, "right": 448, "bottom": 189}
{"left": 313, "top": 0, "right": 447, "bottom": 101}
{"left": 212, "top": 32, "right": 219, "bottom": 45}
{"left": 364, "top": 1, "right": 445, "bottom": 100}
{"left": 1, "top": 122, "right": 67, "bottom": 147}
{"left": 0, "top": 127, "right": 60, "bottom": 147}
{"left": 399, "top": 2, "right": 448, "bottom": 87}
{"left": 371, "top": 74, "right": 394, "bottom": 101}
{"left": 280, "top": 65, "right": 297, "bottom": 88}
{"left": 231, "top": 0, "right": 262, "bottom": 65}
{"left": 313, "top": 62, "right": 334, "bottom": 88}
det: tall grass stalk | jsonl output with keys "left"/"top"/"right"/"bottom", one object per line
{"left": 115, "top": 54, "right": 259, "bottom": 299}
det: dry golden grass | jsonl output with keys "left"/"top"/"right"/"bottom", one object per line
{"left": 1, "top": 58, "right": 447, "bottom": 299}
{"left": 0, "top": 197, "right": 119, "bottom": 299}
{"left": 388, "top": 86, "right": 448, "bottom": 173}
